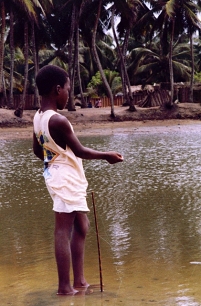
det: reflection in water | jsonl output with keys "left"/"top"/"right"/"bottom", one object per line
{"left": 1, "top": 127, "right": 201, "bottom": 305}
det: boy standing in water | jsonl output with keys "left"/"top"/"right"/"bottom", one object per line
{"left": 33, "top": 65, "right": 123, "bottom": 295}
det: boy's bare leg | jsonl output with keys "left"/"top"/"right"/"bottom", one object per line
{"left": 71, "top": 212, "right": 90, "bottom": 288}
{"left": 54, "top": 211, "right": 78, "bottom": 295}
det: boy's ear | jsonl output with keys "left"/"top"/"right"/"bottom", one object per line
{"left": 56, "top": 85, "right": 61, "bottom": 95}
{"left": 52, "top": 85, "right": 60, "bottom": 95}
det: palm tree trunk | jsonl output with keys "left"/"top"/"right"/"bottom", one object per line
{"left": 0, "top": 1, "right": 5, "bottom": 107}
{"left": 67, "top": 4, "right": 76, "bottom": 111}
{"left": 9, "top": 5, "right": 14, "bottom": 109}
{"left": 71, "top": 6, "right": 78, "bottom": 107}
{"left": 111, "top": 8, "right": 127, "bottom": 105}
{"left": 189, "top": 31, "right": 194, "bottom": 102}
{"left": 123, "top": 30, "right": 136, "bottom": 111}
{"left": 14, "top": 21, "right": 29, "bottom": 118}
{"left": 31, "top": 20, "right": 40, "bottom": 109}
{"left": 92, "top": 0, "right": 115, "bottom": 117}
{"left": 111, "top": 8, "right": 135, "bottom": 111}
{"left": 168, "top": 17, "right": 175, "bottom": 107}
{"left": 120, "top": 62, "right": 127, "bottom": 102}
{"left": 2, "top": 72, "right": 7, "bottom": 105}
{"left": 75, "top": 18, "right": 87, "bottom": 108}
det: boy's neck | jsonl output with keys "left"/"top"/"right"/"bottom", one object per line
{"left": 40, "top": 96, "right": 57, "bottom": 112}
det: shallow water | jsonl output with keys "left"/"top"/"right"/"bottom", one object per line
{"left": 1, "top": 125, "right": 201, "bottom": 305}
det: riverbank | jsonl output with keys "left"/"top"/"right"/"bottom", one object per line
{"left": 1, "top": 103, "right": 201, "bottom": 139}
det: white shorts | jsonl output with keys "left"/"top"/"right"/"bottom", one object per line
{"left": 46, "top": 184, "right": 90, "bottom": 213}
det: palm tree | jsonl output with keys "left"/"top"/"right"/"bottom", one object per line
{"left": 91, "top": 0, "right": 116, "bottom": 117}
{"left": 65, "top": 0, "right": 114, "bottom": 110}
{"left": 141, "top": 0, "right": 201, "bottom": 104}
{"left": 167, "top": 1, "right": 176, "bottom": 106}
{"left": 31, "top": 1, "right": 53, "bottom": 109}
{"left": 111, "top": 0, "right": 141, "bottom": 111}
{"left": 175, "top": 0, "right": 201, "bottom": 102}
{"left": 79, "top": 15, "right": 117, "bottom": 95}
{"left": 149, "top": 0, "right": 177, "bottom": 106}
{"left": 0, "top": 1, "right": 6, "bottom": 106}
{"left": 3, "top": 45, "right": 24, "bottom": 93}
{"left": 72, "top": 0, "right": 97, "bottom": 109}
{"left": 14, "top": 0, "right": 51, "bottom": 117}
{"left": 111, "top": 5, "right": 131, "bottom": 107}
{"left": 87, "top": 69, "right": 122, "bottom": 97}
{"left": 67, "top": 2, "right": 76, "bottom": 111}
{"left": 74, "top": 4, "right": 87, "bottom": 108}
{"left": 46, "top": 0, "right": 77, "bottom": 111}
{"left": 128, "top": 35, "right": 192, "bottom": 85}
{"left": 8, "top": 4, "right": 14, "bottom": 108}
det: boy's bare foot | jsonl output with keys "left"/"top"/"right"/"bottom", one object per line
{"left": 57, "top": 286, "right": 78, "bottom": 295}
{"left": 74, "top": 283, "right": 102, "bottom": 289}
{"left": 73, "top": 281, "right": 90, "bottom": 289}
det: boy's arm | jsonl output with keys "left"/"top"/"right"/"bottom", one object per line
{"left": 33, "top": 132, "right": 44, "bottom": 161}
{"left": 49, "top": 114, "right": 123, "bottom": 164}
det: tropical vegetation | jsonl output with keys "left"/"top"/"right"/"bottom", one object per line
{"left": 0, "top": 0, "right": 201, "bottom": 117}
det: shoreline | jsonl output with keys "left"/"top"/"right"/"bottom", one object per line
{"left": 1, "top": 104, "right": 201, "bottom": 139}
{"left": 1, "top": 119, "right": 201, "bottom": 140}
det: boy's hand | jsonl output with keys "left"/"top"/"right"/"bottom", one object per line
{"left": 105, "top": 152, "right": 124, "bottom": 164}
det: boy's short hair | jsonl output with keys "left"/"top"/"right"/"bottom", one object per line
{"left": 36, "top": 65, "right": 69, "bottom": 95}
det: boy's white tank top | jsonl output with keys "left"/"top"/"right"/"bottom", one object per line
{"left": 33, "top": 109, "right": 89, "bottom": 211}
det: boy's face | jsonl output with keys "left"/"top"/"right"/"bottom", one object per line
{"left": 57, "top": 78, "right": 70, "bottom": 110}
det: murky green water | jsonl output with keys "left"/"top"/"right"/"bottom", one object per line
{"left": 1, "top": 126, "right": 201, "bottom": 305}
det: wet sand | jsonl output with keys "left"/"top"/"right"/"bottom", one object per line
{"left": 1, "top": 104, "right": 201, "bottom": 139}
{"left": 1, "top": 119, "right": 201, "bottom": 140}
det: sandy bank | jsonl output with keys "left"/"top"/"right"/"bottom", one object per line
{"left": 1, "top": 119, "right": 201, "bottom": 140}
{"left": 1, "top": 103, "right": 201, "bottom": 140}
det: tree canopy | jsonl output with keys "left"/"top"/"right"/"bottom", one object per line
{"left": 0, "top": 0, "right": 201, "bottom": 115}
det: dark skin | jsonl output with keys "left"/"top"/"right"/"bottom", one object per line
{"left": 33, "top": 77, "right": 123, "bottom": 295}
{"left": 33, "top": 80, "right": 123, "bottom": 164}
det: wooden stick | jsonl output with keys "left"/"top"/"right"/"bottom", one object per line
{"left": 91, "top": 191, "right": 103, "bottom": 292}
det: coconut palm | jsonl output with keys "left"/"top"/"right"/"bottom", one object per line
{"left": 14, "top": 0, "right": 52, "bottom": 117}
{"left": 1, "top": 0, "right": 36, "bottom": 107}
{"left": 146, "top": 0, "right": 177, "bottom": 105}
{"left": 91, "top": 0, "right": 117, "bottom": 117}
{"left": 110, "top": 0, "right": 140, "bottom": 111}
{"left": 141, "top": 0, "right": 201, "bottom": 104}
{"left": 175, "top": 0, "right": 201, "bottom": 101}
{"left": 4, "top": 45, "right": 24, "bottom": 92}
{"left": 31, "top": 1, "right": 53, "bottom": 108}
{"left": 0, "top": 1, "right": 7, "bottom": 106}
{"left": 74, "top": 4, "right": 88, "bottom": 108}
{"left": 7, "top": 0, "right": 44, "bottom": 108}
{"left": 87, "top": 69, "right": 122, "bottom": 97}
{"left": 194, "top": 37, "right": 201, "bottom": 73}
{"left": 79, "top": 10, "right": 117, "bottom": 91}
{"left": 7, "top": 4, "right": 15, "bottom": 108}
{"left": 46, "top": 0, "right": 77, "bottom": 111}
{"left": 128, "top": 35, "right": 192, "bottom": 86}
